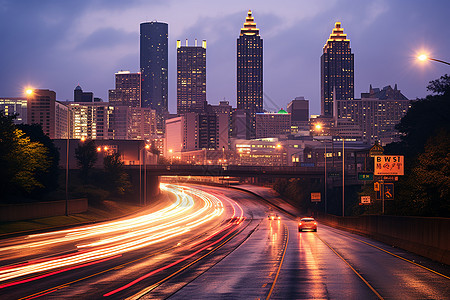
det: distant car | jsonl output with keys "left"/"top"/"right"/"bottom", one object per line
{"left": 298, "top": 218, "right": 317, "bottom": 232}
{"left": 268, "top": 213, "right": 281, "bottom": 220}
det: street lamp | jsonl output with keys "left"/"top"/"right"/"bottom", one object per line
{"left": 417, "top": 54, "right": 450, "bottom": 66}
{"left": 312, "top": 138, "right": 331, "bottom": 214}
{"left": 139, "top": 144, "right": 150, "bottom": 206}
{"left": 315, "top": 124, "right": 345, "bottom": 217}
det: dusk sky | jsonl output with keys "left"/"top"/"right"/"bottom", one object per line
{"left": 0, "top": 0, "right": 448, "bottom": 114}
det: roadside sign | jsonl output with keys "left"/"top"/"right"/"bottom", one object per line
{"left": 381, "top": 176, "right": 398, "bottom": 182}
{"left": 374, "top": 155, "right": 404, "bottom": 176}
{"left": 311, "top": 192, "right": 321, "bottom": 202}
{"left": 360, "top": 196, "right": 371, "bottom": 204}
{"left": 369, "top": 142, "right": 384, "bottom": 157}
{"left": 383, "top": 183, "right": 394, "bottom": 200}
{"left": 358, "top": 172, "right": 374, "bottom": 181}
{"left": 374, "top": 182, "right": 380, "bottom": 191}
{"left": 328, "top": 172, "right": 341, "bottom": 177}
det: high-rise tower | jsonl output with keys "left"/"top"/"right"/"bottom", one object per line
{"left": 140, "top": 22, "right": 168, "bottom": 112}
{"left": 176, "top": 39, "right": 207, "bottom": 114}
{"left": 237, "top": 10, "right": 263, "bottom": 139}
{"left": 321, "top": 22, "right": 354, "bottom": 117}
{"left": 109, "top": 71, "right": 141, "bottom": 107}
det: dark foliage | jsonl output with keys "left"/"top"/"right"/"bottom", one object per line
{"left": 75, "top": 139, "right": 98, "bottom": 183}
{"left": 17, "top": 124, "right": 60, "bottom": 198}
{"left": 103, "top": 152, "right": 131, "bottom": 195}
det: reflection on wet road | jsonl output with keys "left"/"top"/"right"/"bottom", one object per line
{"left": 0, "top": 184, "right": 448, "bottom": 299}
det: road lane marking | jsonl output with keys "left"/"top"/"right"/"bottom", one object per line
{"left": 17, "top": 187, "right": 241, "bottom": 299}
{"left": 323, "top": 227, "right": 450, "bottom": 280}
{"left": 315, "top": 233, "right": 384, "bottom": 300}
{"left": 265, "top": 224, "right": 289, "bottom": 300}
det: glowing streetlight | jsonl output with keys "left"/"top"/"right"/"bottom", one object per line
{"left": 140, "top": 144, "right": 150, "bottom": 206}
{"left": 169, "top": 149, "right": 173, "bottom": 165}
{"left": 417, "top": 54, "right": 450, "bottom": 66}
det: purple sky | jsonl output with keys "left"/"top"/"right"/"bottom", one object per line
{"left": 0, "top": 0, "right": 449, "bottom": 114}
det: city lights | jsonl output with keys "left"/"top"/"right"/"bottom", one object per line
{"left": 0, "top": 184, "right": 227, "bottom": 286}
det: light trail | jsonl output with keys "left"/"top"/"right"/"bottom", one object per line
{"left": 0, "top": 184, "right": 225, "bottom": 287}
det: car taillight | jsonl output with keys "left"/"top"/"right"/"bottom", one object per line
{"left": 314, "top": 222, "right": 317, "bottom": 225}
{"left": 299, "top": 222, "right": 302, "bottom": 226}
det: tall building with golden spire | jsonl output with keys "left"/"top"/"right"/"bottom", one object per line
{"left": 321, "top": 22, "right": 354, "bottom": 117}
{"left": 237, "top": 10, "right": 263, "bottom": 139}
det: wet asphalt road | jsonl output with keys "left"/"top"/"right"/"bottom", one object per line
{"left": 156, "top": 185, "right": 450, "bottom": 300}
{"left": 0, "top": 184, "right": 449, "bottom": 299}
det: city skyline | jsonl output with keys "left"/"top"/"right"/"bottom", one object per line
{"left": 0, "top": 0, "right": 449, "bottom": 115}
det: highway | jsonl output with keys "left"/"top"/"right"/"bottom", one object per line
{"left": 0, "top": 184, "right": 449, "bottom": 299}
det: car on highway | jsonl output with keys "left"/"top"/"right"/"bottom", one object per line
{"left": 268, "top": 213, "right": 281, "bottom": 220}
{"left": 298, "top": 218, "right": 317, "bottom": 232}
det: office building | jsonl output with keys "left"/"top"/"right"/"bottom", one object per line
{"left": 74, "top": 85, "right": 94, "bottom": 102}
{"left": 109, "top": 71, "right": 141, "bottom": 107}
{"left": 231, "top": 109, "right": 249, "bottom": 139}
{"left": 63, "top": 100, "right": 156, "bottom": 141}
{"left": 165, "top": 111, "right": 227, "bottom": 156}
{"left": 321, "top": 22, "right": 354, "bottom": 117}
{"left": 27, "top": 89, "right": 57, "bottom": 138}
{"left": 287, "top": 97, "right": 310, "bottom": 133}
{"left": 336, "top": 85, "right": 410, "bottom": 145}
{"left": 62, "top": 102, "right": 113, "bottom": 140}
{"left": 237, "top": 10, "right": 263, "bottom": 139}
{"left": 0, "top": 98, "right": 27, "bottom": 124}
{"left": 140, "top": 21, "right": 168, "bottom": 113}
{"left": 255, "top": 109, "right": 291, "bottom": 138}
{"left": 177, "top": 39, "right": 207, "bottom": 114}
{"left": 208, "top": 101, "right": 232, "bottom": 149}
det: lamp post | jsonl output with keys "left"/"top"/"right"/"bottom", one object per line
{"left": 315, "top": 124, "right": 345, "bottom": 216}
{"left": 418, "top": 54, "right": 450, "bottom": 66}
{"left": 313, "top": 125, "right": 331, "bottom": 214}
{"left": 139, "top": 144, "right": 150, "bottom": 206}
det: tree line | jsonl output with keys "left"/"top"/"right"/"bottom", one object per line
{"left": 0, "top": 113, "right": 131, "bottom": 204}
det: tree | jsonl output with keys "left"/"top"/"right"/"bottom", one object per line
{"left": 0, "top": 112, "right": 17, "bottom": 194}
{"left": 387, "top": 74, "right": 450, "bottom": 159}
{"left": 408, "top": 130, "right": 450, "bottom": 216}
{"left": 75, "top": 139, "right": 98, "bottom": 182}
{"left": 383, "top": 74, "right": 450, "bottom": 216}
{"left": 103, "top": 152, "right": 131, "bottom": 195}
{"left": 0, "top": 112, "right": 51, "bottom": 199}
{"left": 17, "top": 124, "right": 60, "bottom": 197}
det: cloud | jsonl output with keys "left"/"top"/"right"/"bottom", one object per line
{"left": 75, "top": 27, "right": 137, "bottom": 51}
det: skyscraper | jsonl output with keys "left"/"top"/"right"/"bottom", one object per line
{"left": 237, "top": 10, "right": 263, "bottom": 139}
{"left": 321, "top": 22, "right": 354, "bottom": 117}
{"left": 26, "top": 89, "right": 59, "bottom": 139}
{"left": 140, "top": 21, "right": 168, "bottom": 113}
{"left": 176, "top": 39, "right": 207, "bottom": 114}
{"left": 109, "top": 71, "right": 141, "bottom": 107}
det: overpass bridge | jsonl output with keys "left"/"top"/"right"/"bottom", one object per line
{"left": 126, "top": 164, "right": 326, "bottom": 177}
